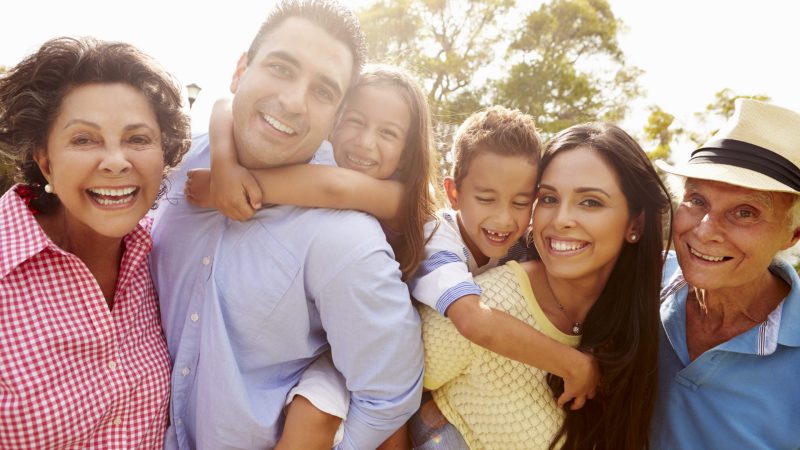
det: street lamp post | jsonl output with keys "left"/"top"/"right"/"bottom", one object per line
{"left": 186, "top": 83, "right": 202, "bottom": 110}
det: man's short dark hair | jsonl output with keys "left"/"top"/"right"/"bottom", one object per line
{"left": 247, "top": 0, "right": 367, "bottom": 85}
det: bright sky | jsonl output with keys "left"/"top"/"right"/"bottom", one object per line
{"left": 3, "top": 0, "right": 799, "bottom": 161}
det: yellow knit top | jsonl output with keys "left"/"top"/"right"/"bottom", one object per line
{"left": 420, "top": 261, "right": 581, "bottom": 450}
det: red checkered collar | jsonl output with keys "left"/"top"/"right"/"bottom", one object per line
{"left": 0, "top": 184, "right": 153, "bottom": 278}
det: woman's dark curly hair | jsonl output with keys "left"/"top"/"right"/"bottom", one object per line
{"left": 0, "top": 36, "right": 191, "bottom": 213}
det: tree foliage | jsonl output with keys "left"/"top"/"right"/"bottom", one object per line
{"left": 494, "top": 0, "right": 642, "bottom": 135}
{"left": 643, "top": 106, "right": 680, "bottom": 162}
{"left": 358, "top": 0, "right": 641, "bottom": 137}
{"left": 689, "top": 88, "right": 771, "bottom": 145}
{"left": 645, "top": 88, "right": 771, "bottom": 165}
{"left": 358, "top": 0, "right": 514, "bottom": 122}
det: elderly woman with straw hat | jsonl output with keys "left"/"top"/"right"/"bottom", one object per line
{"left": 651, "top": 99, "right": 800, "bottom": 449}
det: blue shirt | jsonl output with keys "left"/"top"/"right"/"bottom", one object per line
{"left": 651, "top": 252, "right": 800, "bottom": 450}
{"left": 150, "top": 134, "right": 424, "bottom": 450}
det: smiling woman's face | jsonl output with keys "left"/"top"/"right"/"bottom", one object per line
{"left": 532, "top": 147, "right": 635, "bottom": 285}
{"left": 35, "top": 82, "right": 165, "bottom": 240}
{"left": 673, "top": 178, "right": 798, "bottom": 292}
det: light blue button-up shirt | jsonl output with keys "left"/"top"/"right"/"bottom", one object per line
{"left": 150, "top": 134, "right": 424, "bottom": 449}
{"left": 651, "top": 252, "right": 800, "bottom": 450}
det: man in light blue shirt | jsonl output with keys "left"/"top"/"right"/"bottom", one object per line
{"left": 651, "top": 99, "right": 800, "bottom": 449}
{"left": 149, "top": 2, "right": 424, "bottom": 448}
{"left": 652, "top": 254, "right": 800, "bottom": 450}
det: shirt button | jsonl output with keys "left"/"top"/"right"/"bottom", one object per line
{"left": 113, "top": 417, "right": 122, "bottom": 425}
{"left": 108, "top": 361, "right": 117, "bottom": 370}
{"left": 202, "top": 256, "right": 211, "bottom": 266}
{"left": 181, "top": 367, "right": 190, "bottom": 376}
{"left": 190, "top": 313, "right": 199, "bottom": 322}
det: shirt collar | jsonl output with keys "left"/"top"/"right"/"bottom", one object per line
{"left": 771, "top": 258, "right": 800, "bottom": 347}
{"left": 125, "top": 214, "right": 153, "bottom": 253}
{"left": 0, "top": 185, "right": 53, "bottom": 278}
{"left": 0, "top": 185, "right": 154, "bottom": 278}
{"left": 660, "top": 253, "right": 800, "bottom": 353}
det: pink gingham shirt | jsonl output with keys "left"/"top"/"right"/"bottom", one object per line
{"left": 0, "top": 185, "right": 171, "bottom": 449}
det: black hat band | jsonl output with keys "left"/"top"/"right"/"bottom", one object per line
{"left": 688, "top": 139, "right": 800, "bottom": 191}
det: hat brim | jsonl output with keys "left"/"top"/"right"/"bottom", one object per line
{"left": 655, "top": 159, "right": 799, "bottom": 195}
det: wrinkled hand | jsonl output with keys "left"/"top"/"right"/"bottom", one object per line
{"left": 211, "top": 162, "right": 262, "bottom": 221}
{"left": 558, "top": 351, "right": 600, "bottom": 410}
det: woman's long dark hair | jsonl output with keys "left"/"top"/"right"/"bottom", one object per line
{"left": 540, "top": 123, "right": 671, "bottom": 450}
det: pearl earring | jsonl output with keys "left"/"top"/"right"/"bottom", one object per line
{"left": 630, "top": 233, "right": 638, "bottom": 242}
{"left": 44, "top": 184, "right": 53, "bottom": 194}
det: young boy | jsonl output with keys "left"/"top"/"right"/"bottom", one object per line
{"left": 411, "top": 106, "right": 598, "bottom": 408}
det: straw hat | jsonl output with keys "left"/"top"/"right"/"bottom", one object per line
{"left": 655, "top": 99, "right": 800, "bottom": 195}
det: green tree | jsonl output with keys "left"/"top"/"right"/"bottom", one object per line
{"left": 495, "top": 0, "right": 642, "bottom": 135}
{"left": 358, "top": 0, "right": 514, "bottom": 122}
{"left": 689, "top": 88, "right": 771, "bottom": 145}
{"left": 358, "top": 0, "right": 515, "bottom": 178}
{"left": 358, "top": 0, "right": 641, "bottom": 175}
{"left": 643, "top": 106, "right": 682, "bottom": 162}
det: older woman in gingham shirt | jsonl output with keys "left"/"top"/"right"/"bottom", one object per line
{"left": 0, "top": 37, "right": 190, "bottom": 448}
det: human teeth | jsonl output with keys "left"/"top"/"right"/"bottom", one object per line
{"left": 550, "top": 240, "right": 584, "bottom": 251}
{"left": 95, "top": 197, "right": 132, "bottom": 206}
{"left": 347, "top": 154, "right": 376, "bottom": 167}
{"left": 690, "top": 247, "right": 725, "bottom": 262}
{"left": 89, "top": 187, "right": 136, "bottom": 197}
{"left": 263, "top": 114, "right": 295, "bottom": 134}
{"left": 485, "top": 230, "right": 510, "bottom": 242}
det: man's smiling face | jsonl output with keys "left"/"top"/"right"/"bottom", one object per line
{"left": 229, "top": 17, "right": 354, "bottom": 169}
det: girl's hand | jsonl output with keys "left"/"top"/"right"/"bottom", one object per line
{"left": 185, "top": 168, "right": 215, "bottom": 209}
{"left": 558, "top": 351, "right": 599, "bottom": 410}
{"left": 210, "top": 162, "right": 263, "bottom": 221}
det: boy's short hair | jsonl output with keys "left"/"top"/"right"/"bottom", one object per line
{"left": 450, "top": 105, "right": 541, "bottom": 187}
{"left": 247, "top": 0, "right": 366, "bottom": 87}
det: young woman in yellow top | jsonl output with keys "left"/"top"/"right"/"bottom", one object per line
{"left": 416, "top": 122, "right": 670, "bottom": 450}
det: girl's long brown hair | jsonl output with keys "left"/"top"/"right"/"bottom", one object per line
{"left": 540, "top": 123, "right": 671, "bottom": 450}
{"left": 354, "top": 65, "right": 438, "bottom": 280}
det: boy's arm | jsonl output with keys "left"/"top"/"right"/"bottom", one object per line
{"left": 409, "top": 218, "right": 598, "bottom": 409}
{"left": 446, "top": 297, "right": 598, "bottom": 409}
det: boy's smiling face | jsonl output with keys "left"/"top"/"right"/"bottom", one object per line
{"left": 445, "top": 150, "right": 537, "bottom": 266}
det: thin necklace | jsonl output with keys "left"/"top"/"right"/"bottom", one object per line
{"left": 550, "top": 284, "right": 582, "bottom": 335}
